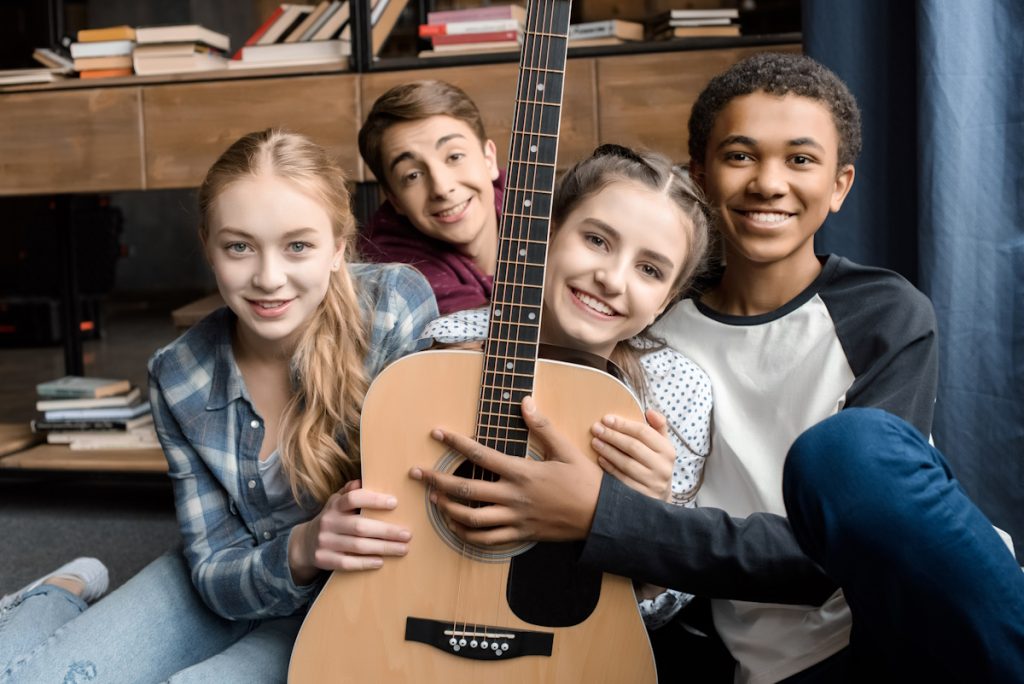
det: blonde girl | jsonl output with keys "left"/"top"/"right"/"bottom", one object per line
{"left": 0, "top": 129, "right": 437, "bottom": 683}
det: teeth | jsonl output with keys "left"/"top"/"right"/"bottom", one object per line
{"left": 436, "top": 200, "right": 469, "bottom": 218}
{"left": 747, "top": 211, "right": 790, "bottom": 224}
{"left": 257, "top": 301, "right": 286, "bottom": 309}
{"left": 574, "top": 290, "right": 615, "bottom": 315}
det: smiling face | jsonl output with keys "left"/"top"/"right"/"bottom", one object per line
{"left": 205, "top": 173, "right": 343, "bottom": 356}
{"left": 542, "top": 180, "right": 691, "bottom": 359}
{"left": 381, "top": 115, "right": 500, "bottom": 270}
{"left": 692, "top": 91, "right": 854, "bottom": 274}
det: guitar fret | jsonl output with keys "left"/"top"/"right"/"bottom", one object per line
{"left": 511, "top": 130, "right": 557, "bottom": 138}
{"left": 508, "top": 160, "right": 556, "bottom": 168}
{"left": 504, "top": 185, "right": 554, "bottom": 193}
{"left": 524, "top": 30, "right": 569, "bottom": 39}
{"left": 503, "top": 211, "right": 549, "bottom": 220}
{"left": 519, "top": 65, "right": 565, "bottom": 74}
{"left": 514, "top": 98, "right": 562, "bottom": 107}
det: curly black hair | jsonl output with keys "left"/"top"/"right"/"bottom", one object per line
{"left": 687, "top": 52, "right": 862, "bottom": 171}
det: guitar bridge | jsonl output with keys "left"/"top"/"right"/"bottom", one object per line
{"left": 405, "top": 617, "right": 553, "bottom": 660}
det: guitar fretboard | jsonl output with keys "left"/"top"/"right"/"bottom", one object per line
{"left": 478, "top": 0, "right": 572, "bottom": 458}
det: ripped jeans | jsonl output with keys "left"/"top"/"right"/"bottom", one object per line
{"left": 0, "top": 552, "right": 302, "bottom": 684}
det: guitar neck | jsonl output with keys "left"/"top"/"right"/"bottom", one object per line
{"left": 478, "top": 0, "right": 572, "bottom": 456}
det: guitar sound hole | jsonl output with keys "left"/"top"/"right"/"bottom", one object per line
{"left": 427, "top": 450, "right": 535, "bottom": 562}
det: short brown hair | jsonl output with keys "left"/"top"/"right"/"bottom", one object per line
{"left": 359, "top": 80, "right": 489, "bottom": 191}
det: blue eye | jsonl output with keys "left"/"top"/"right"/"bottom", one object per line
{"left": 227, "top": 242, "right": 249, "bottom": 254}
{"left": 288, "top": 242, "right": 311, "bottom": 253}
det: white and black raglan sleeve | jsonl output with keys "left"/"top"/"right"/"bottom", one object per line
{"left": 821, "top": 258, "right": 939, "bottom": 436}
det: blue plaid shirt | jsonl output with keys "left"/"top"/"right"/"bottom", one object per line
{"left": 148, "top": 263, "right": 437, "bottom": 621}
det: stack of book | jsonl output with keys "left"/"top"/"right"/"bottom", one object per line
{"left": 70, "top": 25, "right": 136, "bottom": 79}
{"left": 132, "top": 24, "right": 230, "bottom": 76}
{"left": 568, "top": 19, "right": 644, "bottom": 48}
{"left": 231, "top": 1, "right": 352, "bottom": 69}
{"left": 649, "top": 8, "right": 741, "bottom": 40}
{"left": 417, "top": 4, "right": 525, "bottom": 58}
{"left": 31, "top": 376, "right": 158, "bottom": 451}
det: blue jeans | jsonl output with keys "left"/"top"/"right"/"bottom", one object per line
{"left": 783, "top": 408, "right": 1024, "bottom": 682}
{"left": 0, "top": 551, "right": 302, "bottom": 683}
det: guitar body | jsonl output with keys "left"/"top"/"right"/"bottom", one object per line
{"left": 289, "top": 349, "right": 657, "bottom": 682}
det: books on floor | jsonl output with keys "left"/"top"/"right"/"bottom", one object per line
{"left": 231, "top": 1, "right": 351, "bottom": 68}
{"left": 31, "top": 376, "right": 157, "bottom": 451}
{"left": 418, "top": 4, "right": 524, "bottom": 57}
{"left": 37, "top": 376, "right": 132, "bottom": 399}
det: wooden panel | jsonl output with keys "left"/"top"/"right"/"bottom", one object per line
{"left": 0, "top": 88, "right": 143, "bottom": 195}
{"left": 359, "top": 58, "right": 598, "bottom": 180}
{"left": 597, "top": 44, "right": 801, "bottom": 163}
{"left": 143, "top": 73, "right": 359, "bottom": 189}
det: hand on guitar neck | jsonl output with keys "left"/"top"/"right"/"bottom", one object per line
{"left": 287, "top": 479, "right": 412, "bottom": 585}
{"left": 409, "top": 396, "right": 675, "bottom": 546}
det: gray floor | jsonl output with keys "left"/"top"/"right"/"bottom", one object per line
{"left": 0, "top": 302, "right": 183, "bottom": 596}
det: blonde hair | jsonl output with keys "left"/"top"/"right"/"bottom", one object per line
{"left": 198, "top": 129, "right": 368, "bottom": 504}
{"left": 551, "top": 144, "right": 711, "bottom": 400}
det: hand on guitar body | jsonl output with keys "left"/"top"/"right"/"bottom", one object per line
{"left": 409, "top": 396, "right": 673, "bottom": 546}
{"left": 288, "top": 479, "right": 412, "bottom": 585}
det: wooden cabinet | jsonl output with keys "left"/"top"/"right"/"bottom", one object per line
{"left": 0, "top": 42, "right": 799, "bottom": 195}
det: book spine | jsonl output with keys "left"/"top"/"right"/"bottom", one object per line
{"left": 33, "top": 419, "right": 134, "bottom": 432}
{"left": 427, "top": 6, "right": 520, "bottom": 24}
{"left": 419, "top": 18, "right": 522, "bottom": 38}
{"left": 432, "top": 30, "right": 519, "bottom": 46}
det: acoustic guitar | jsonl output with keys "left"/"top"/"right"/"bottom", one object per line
{"left": 289, "top": 1, "right": 657, "bottom": 680}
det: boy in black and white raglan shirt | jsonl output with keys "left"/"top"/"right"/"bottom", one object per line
{"left": 413, "top": 53, "right": 1024, "bottom": 682}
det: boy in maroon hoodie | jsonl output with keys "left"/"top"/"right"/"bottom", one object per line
{"left": 358, "top": 80, "right": 504, "bottom": 314}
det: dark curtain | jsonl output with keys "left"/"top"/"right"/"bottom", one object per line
{"left": 804, "top": 0, "right": 1024, "bottom": 561}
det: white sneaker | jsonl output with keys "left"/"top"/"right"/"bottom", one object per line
{"left": 0, "top": 557, "right": 109, "bottom": 611}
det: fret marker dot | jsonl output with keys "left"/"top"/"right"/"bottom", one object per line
{"left": 519, "top": 248, "right": 527, "bottom": 257}
{"left": 528, "top": 312, "right": 536, "bottom": 320}
{"left": 530, "top": 144, "right": 538, "bottom": 153}
{"left": 494, "top": 309, "right": 502, "bottom": 318}
{"left": 502, "top": 392, "right": 511, "bottom": 400}
{"left": 523, "top": 199, "right": 532, "bottom": 207}
{"left": 506, "top": 361, "right": 514, "bottom": 370}
{"left": 536, "top": 82, "right": 545, "bottom": 91}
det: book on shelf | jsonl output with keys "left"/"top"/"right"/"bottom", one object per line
{"left": 134, "top": 43, "right": 223, "bottom": 58}
{"left": 285, "top": 0, "right": 332, "bottom": 43}
{"left": 73, "top": 55, "right": 133, "bottom": 71}
{"left": 31, "top": 414, "right": 155, "bottom": 433}
{"left": 32, "top": 47, "right": 74, "bottom": 71}
{"left": 569, "top": 19, "right": 644, "bottom": 42}
{"left": 419, "top": 18, "right": 522, "bottom": 38}
{"left": 135, "top": 25, "right": 231, "bottom": 52}
{"left": 47, "top": 426, "right": 160, "bottom": 450}
{"left": 657, "top": 17, "right": 735, "bottom": 27}
{"left": 259, "top": 5, "right": 315, "bottom": 45}
{"left": 371, "top": 0, "right": 411, "bottom": 56}
{"left": 426, "top": 4, "right": 526, "bottom": 25}
{"left": 79, "top": 68, "right": 134, "bottom": 79}
{"left": 418, "top": 43, "right": 520, "bottom": 58}
{"left": 652, "top": 8, "right": 740, "bottom": 21}
{"left": 77, "top": 25, "right": 137, "bottom": 43}
{"left": 653, "top": 24, "right": 741, "bottom": 39}
{"left": 311, "top": 1, "right": 350, "bottom": 41}
{"left": 430, "top": 39, "right": 520, "bottom": 53}
{"left": 69, "top": 39, "right": 135, "bottom": 59}
{"left": 44, "top": 401, "right": 151, "bottom": 422}
{"left": 133, "top": 50, "right": 229, "bottom": 75}
{"left": 37, "top": 376, "right": 132, "bottom": 399}
{"left": 431, "top": 30, "right": 521, "bottom": 46}
{"left": 0, "top": 68, "right": 67, "bottom": 86}
{"left": 231, "top": 39, "right": 350, "bottom": 68}
{"left": 36, "top": 386, "right": 142, "bottom": 412}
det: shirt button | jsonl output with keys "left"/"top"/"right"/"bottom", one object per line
{"left": 248, "top": 480, "right": 256, "bottom": 489}
{"left": 250, "top": 420, "right": 260, "bottom": 429}
{"left": 263, "top": 531, "right": 272, "bottom": 540}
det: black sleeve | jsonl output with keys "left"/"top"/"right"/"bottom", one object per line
{"left": 579, "top": 476, "right": 838, "bottom": 606}
{"left": 824, "top": 259, "right": 939, "bottom": 436}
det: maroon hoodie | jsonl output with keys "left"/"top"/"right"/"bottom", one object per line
{"left": 359, "top": 170, "right": 505, "bottom": 315}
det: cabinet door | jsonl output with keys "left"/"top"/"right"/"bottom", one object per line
{"left": 0, "top": 88, "right": 143, "bottom": 195}
{"left": 597, "top": 45, "right": 801, "bottom": 163}
{"left": 143, "top": 74, "right": 360, "bottom": 189}
{"left": 360, "top": 58, "right": 598, "bottom": 182}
